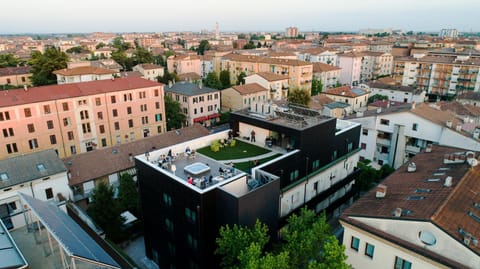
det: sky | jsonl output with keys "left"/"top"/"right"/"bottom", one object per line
{"left": 1, "top": 0, "right": 479, "bottom": 34}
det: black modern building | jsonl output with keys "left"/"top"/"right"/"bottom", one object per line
{"left": 136, "top": 104, "right": 361, "bottom": 269}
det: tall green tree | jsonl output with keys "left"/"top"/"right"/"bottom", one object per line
{"left": 165, "top": 95, "right": 186, "bottom": 130}
{"left": 133, "top": 47, "right": 154, "bottom": 65}
{"left": 243, "top": 41, "right": 256, "bottom": 49}
{"left": 0, "top": 54, "right": 22, "bottom": 67}
{"left": 219, "top": 70, "right": 231, "bottom": 89}
{"left": 197, "top": 40, "right": 211, "bottom": 55}
{"left": 95, "top": 42, "right": 106, "bottom": 49}
{"left": 205, "top": 71, "right": 222, "bottom": 89}
{"left": 87, "top": 182, "right": 124, "bottom": 241}
{"left": 368, "top": 94, "right": 389, "bottom": 104}
{"left": 236, "top": 72, "right": 246, "bottom": 85}
{"left": 157, "top": 69, "right": 179, "bottom": 84}
{"left": 112, "top": 37, "right": 130, "bottom": 51}
{"left": 216, "top": 208, "right": 350, "bottom": 269}
{"left": 288, "top": 88, "right": 311, "bottom": 106}
{"left": 117, "top": 173, "right": 139, "bottom": 215}
{"left": 311, "top": 76, "right": 323, "bottom": 96}
{"left": 111, "top": 50, "right": 133, "bottom": 71}
{"left": 29, "top": 47, "right": 69, "bottom": 86}
{"left": 66, "top": 46, "right": 87, "bottom": 54}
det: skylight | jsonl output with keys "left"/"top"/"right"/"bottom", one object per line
{"left": 468, "top": 211, "right": 480, "bottom": 223}
{"left": 37, "top": 163, "right": 46, "bottom": 172}
{"left": 0, "top": 172, "right": 8, "bottom": 181}
{"left": 407, "top": 196, "right": 425, "bottom": 201}
{"left": 426, "top": 178, "right": 440, "bottom": 182}
{"left": 415, "top": 189, "right": 431, "bottom": 193}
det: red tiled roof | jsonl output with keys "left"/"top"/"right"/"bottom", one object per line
{"left": 0, "top": 77, "right": 162, "bottom": 108}
{"left": 255, "top": 72, "right": 289, "bottom": 81}
{"left": 0, "top": 66, "right": 32, "bottom": 76}
{"left": 138, "top": 63, "right": 163, "bottom": 70}
{"left": 324, "top": 86, "right": 368, "bottom": 97}
{"left": 312, "top": 62, "right": 341, "bottom": 73}
{"left": 231, "top": 83, "right": 267, "bottom": 95}
{"left": 53, "top": 66, "right": 117, "bottom": 76}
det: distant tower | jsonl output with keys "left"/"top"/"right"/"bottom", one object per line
{"left": 215, "top": 22, "right": 220, "bottom": 40}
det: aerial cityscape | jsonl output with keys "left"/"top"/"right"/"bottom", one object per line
{"left": 1, "top": 1, "right": 480, "bottom": 269}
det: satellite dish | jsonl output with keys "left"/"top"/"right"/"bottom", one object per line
{"left": 419, "top": 231, "right": 437, "bottom": 246}
{"left": 467, "top": 158, "right": 478, "bottom": 167}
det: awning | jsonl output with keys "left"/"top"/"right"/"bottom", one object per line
{"left": 208, "top": 113, "right": 221, "bottom": 119}
{"left": 193, "top": 116, "right": 208, "bottom": 123}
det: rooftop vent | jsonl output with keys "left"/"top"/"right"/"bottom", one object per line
{"left": 393, "top": 207, "right": 402, "bottom": 217}
{"left": 425, "top": 143, "right": 432, "bottom": 153}
{"left": 446, "top": 120, "right": 452, "bottom": 128}
{"left": 376, "top": 184, "right": 387, "bottom": 198}
{"left": 456, "top": 125, "right": 462, "bottom": 132}
{"left": 444, "top": 176, "right": 453, "bottom": 187}
{"left": 407, "top": 162, "right": 416, "bottom": 172}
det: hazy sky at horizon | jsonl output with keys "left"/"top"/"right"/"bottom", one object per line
{"left": 1, "top": 0, "right": 479, "bottom": 34}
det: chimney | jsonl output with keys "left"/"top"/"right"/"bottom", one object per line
{"left": 456, "top": 125, "right": 462, "bottom": 132}
{"left": 24, "top": 85, "right": 28, "bottom": 91}
{"left": 444, "top": 176, "right": 453, "bottom": 187}
{"left": 198, "top": 80, "right": 203, "bottom": 89}
{"left": 425, "top": 143, "right": 432, "bottom": 153}
{"left": 376, "top": 107, "right": 382, "bottom": 114}
{"left": 411, "top": 101, "right": 416, "bottom": 109}
{"left": 128, "top": 153, "right": 133, "bottom": 163}
{"left": 375, "top": 184, "right": 387, "bottom": 198}
{"left": 394, "top": 207, "right": 402, "bottom": 217}
{"left": 407, "top": 162, "right": 416, "bottom": 172}
{"left": 168, "top": 80, "right": 173, "bottom": 88}
{"left": 446, "top": 120, "right": 452, "bottom": 128}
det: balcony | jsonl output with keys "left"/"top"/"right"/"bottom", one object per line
{"left": 405, "top": 144, "right": 421, "bottom": 154}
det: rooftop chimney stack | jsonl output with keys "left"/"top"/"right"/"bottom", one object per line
{"left": 375, "top": 184, "right": 387, "bottom": 198}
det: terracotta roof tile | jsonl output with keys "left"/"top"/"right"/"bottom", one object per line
{"left": 0, "top": 66, "right": 32, "bottom": 76}
{"left": 312, "top": 62, "right": 341, "bottom": 73}
{"left": 324, "top": 86, "right": 368, "bottom": 98}
{"left": 231, "top": 83, "right": 267, "bottom": 95}
{"left": 255, "top": 72, "right": 289, "bottom": 81}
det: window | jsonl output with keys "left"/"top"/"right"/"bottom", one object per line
{"left": 127, "top": 107, "right": 132, "bottom": 114}
{"left": 116, "top": 135, "right": 121, "bottom": 144}
{"left": 47, "top": 120, "right": 54, "bottom": 129}
{"left": 165, "top": 218, "right": 174, "bottom": 232}
{"left": 70, "top": 145, "right": 76, "bottom": 155}
{"left": 128, "top": 119, "right": 134, "bottom": 128}
{"left": 395, "top": 257, "right": 412, "bottom": 269}
{"left": 97, "top": 112, "right": 103, "bottom": 120}
{"left": 95, "top": 97, "right": 101, "bottom": 106}
{"left": 200, "top": 107, "right": 203, "bottom": 113}
{"left": 63, "top": 117, "right": 70, "bottom": 126}
{"left": 139, "top": 91, "right": 146, "bottom": 99}
{"left": 62, "top": 102, "right": 69, "bottom": 111}
{"left": 28, "top": 139, "right": 38, "bottom": 149}
{"left": 140, "top": 104, "right": 147, "bottom": 112}
{"left": 361, "top": 143, "right": 367, "bottom": 149}
{"left": 27, "top": 123, "right": 35, "bottom": 133}
{"left": 154, "top": 89, "right": 159, "bottom": 97}
{"left": 214, "top": 93, "right": 219, "bottom": 99}
{"left": 194, "top": 108, "right": 197, "bottom": 115}
{"left": 185, "top": 208, "right": 197, "bottom": 223}
{"left": 412, "top": 123, "right": 418, "bottom": 131}
{"left": 112, "top": 109, "right": 118, "bottom": 117}
{"left": 101, "top": 138, "right": 107, "bottom": 147}
{"left": 67, "top": 131, "right": 74, "bottom": 141}
{"left": 332, "top": 150, "right": 337, "bottom": 160}
{"left": 2, "top": 128, "right": 14, "bottom": 137}
{"left": 99, "top": 125, "right": 105, "bottom": 134}
{"left": 187, "top": 234, "right": 198, "bottom": 250}
{"left": 80, "top": 110, "right": 89, "bottom": 120}
{"left": 77, "top": 99, "right": 87, "bottom": 106}
{"left": 157, "top": 126, "right": 162, "bottom": 134}
{"left": 111, "top": 95, "right": 116, "bottom": 103}
{"left": 380, "top": 119, "right": 390, "bottom": 125}
{"left": 114, "top": 122, "right": 120, "bottom": 130}
{"left": 50, "top": 135, "right": 57, "bottom": 145}
{"left": 43, "top": 105, "right": 51, "bottom": 114}
{"left": 163, "top": 193, "right": 172, "bottom": 206}
{"left": 45, "top": 188, "right": 54, "bottom": 199}
{"left": 362, "top": 129, "right": 368, "bottom": 135}
{"left": 6, "top": 143, "right": 18, "bottom": 154}
{"left": 82, "top": 123, "right": 91, "bottom": 133}
{"left": 348, "top": 142, "right": 353, "bottom": 152}
{"left": 365, "top": 243, "right": 375, "bottom": 258}
{"left": 290, "top": 170, "right": 299, "bottom": 181}
{"left": 142, "top": 116, "right": 148, "bottom": 124}
{"left": 351, "top": 236, "right": 360, "bottom": 251}
{"left": 0, "top": 111, "right": 11, "bottom": 121}
{"left": 312, "top": 159, "right": 320, "bottom": 170}
{"left": 155, "top": 102, "right": 160, "bottom": 109}
{"left": 23, "top": 108, "right": 34, "bottom": 118}
{"left": 123, "top": 93, "right": 132, "bottom": 102}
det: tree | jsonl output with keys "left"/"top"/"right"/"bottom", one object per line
{"left": 368, "top": 94, "right": 389, "bottom": 104}
{"left": 153, "top": 54, "right": 164, "bottom": 66}
{"left": 66, "top": 46, "right": 86, "bottom": 54}
{"left": 357, "top": 160, "right": 378, "bottom": 192}
{"left": 216, "top": 220, "right": 269, "bottom": 268}
{"left": 288, "top": 88, "right": 311, "bottom": 106}
{"left": 133, "top": 47, "right": 154, "bottom": 65}
{"left": 219, "top": 70, "right": 231, "bottom": 89}
{"left": 29, "top": 47, "right": 69, "bottom": 86}
{"left": 243, "top": 41, "right": 256, "bottom": 49}
{"left": 197, "top": 40, "right": 211, "bottom": 55}
{"left": 165, "top": 95, "right": 186, "bottom": 130}
{"left": 311, "top": 76, "right": 323, "bottom": 96}
{"left": 237, "top": 33, "right": 246, "bottom": 39}
{"left": 0, "top": 54, "right": 21, "bottom": 68}
{"left": 95, "top": 42, "right": 106, "bottom": 49}
{"left": 112, "top": 37, "right": 130, "bottom": 51}
{"left": 111, "top": 50, "right": 133, "bottom": 71}
{"left": 117, "top": 173, "right": 139, "bottom": 215}
{"left": 87, "top": 182, "right": 124, "bottom": 241}
{"left": 157, "top": 69, "right": 179, "bottom": 84}
{"left": 236, "top": 72, "right": 246, "bottom": 85}
{"left": 205, "top": 71, "right": 222, "bottom": 89}
{"left": 216, "top": 208, "right": 350, "bottom": 269}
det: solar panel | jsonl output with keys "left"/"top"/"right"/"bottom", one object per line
{"left": 19, "top": 193, "right": 120, "bottom": 268}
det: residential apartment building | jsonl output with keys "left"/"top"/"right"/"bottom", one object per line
{"left": 0, "top": 149, "right": 71, "bottom": 230}
{"left": 324, "top": 86, "right": 369, "bottom": 113}
{"left": 285, "top": 26, "right": 298, "bottom": 38}
{"left": 200, "top": 55, "right": 214, "bottom": 78}
{"left": 221, "top": 83, "right": 268, "bottom": 111}
{"left": 164, "top": 82, "right": 221, "bottom": 127}
{"left": 53, "top": 66, "right": 118, "bottom": 84}
{"left": 0, "top": 66, "right": 32, "bottom": 87}
{"left": 167, "top": 54, "right": 201, "bottom": 76}
{"left": 341, "top": 145, "right": 480, "bottom": 269}
{"left": 132, "top": 63, "right": 164, "bottom": 81}
{"left": 393, "top": 53, "right": 480, "bottom": 97}
{"left": 457, "top": 91, "right": 480, "bottom": 107}
{"left": 221, "top": 53, "right": 313, "bottom": 90}
{"left": 313, "top": 62, "right": 341, "bottom": 91}
{"left": 136, "top": 105, "right": 361, "bottom": 268}
{"left": 360, "top": 51, "right": 393, "bottom": 82}
{"left": 297, "top": 48, "right": 338, "bottom": 65}
{"left": 338, "top": 52, "right": 363, "bottom": 86}
{"left": 439, "top": 28, "right": 458, "bottom": 39}
{"left": 244, "top": 72, "right": 289, "bottom": 101}
{"left": 348, "top": 102, "right": 480, "bottom": 169}
{"left": 364, "top": 81, "right": 426, "bottom": 104}
{"left": 0, "top": 77, "right": 166, "bottom": 160}
{"left": 367, "top": 41, "right": 393, "bottom": 53}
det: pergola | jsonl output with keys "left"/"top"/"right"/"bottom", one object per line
{"left": 18, "top": 193, "right": 120, "bottom": 269}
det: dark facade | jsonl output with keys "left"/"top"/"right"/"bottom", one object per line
{"left": 137, "top": 106, "right": 361, "bottom": 269}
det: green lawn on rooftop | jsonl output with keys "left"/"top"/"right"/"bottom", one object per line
{"left": 197, "top": 139, "right": 271, "bottom": 160}
{"left": 233, "top": 153, "right": 283, "bottom": 173}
